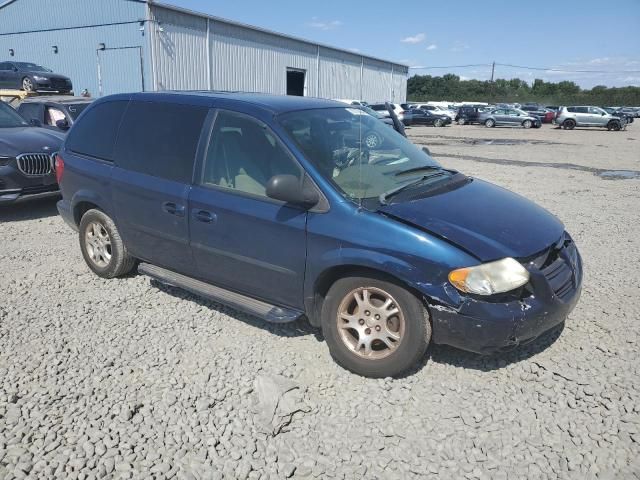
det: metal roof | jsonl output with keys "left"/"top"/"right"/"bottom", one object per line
{"left": 147, "top": 1, "right": 409, "bottom": 71}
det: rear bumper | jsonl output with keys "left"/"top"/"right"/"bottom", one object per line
{"left": 428, "top": 243, "right": 583, "bottom": 354}
{"left": 57, "top": 198, "right": 77, "bottom": 231}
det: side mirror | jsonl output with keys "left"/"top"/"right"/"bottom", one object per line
{"left": 28, "top": 118, "right": 42, "bottom": 127}
{"left": 56, "top": 118, "right": 70, "bottom": 130}
{"left": 266, "top": 174, "right": 319, "bottom": 208}
{"left": 422, "top": 146, "right": 431, "bottom": 156}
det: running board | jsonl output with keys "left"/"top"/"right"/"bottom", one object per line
{"left": 138, "top": 263, "right": 302, "bottom": 324}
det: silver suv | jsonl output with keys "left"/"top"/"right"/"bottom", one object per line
{"left": 555, "top": 106, "right": 624, "bottom": 131}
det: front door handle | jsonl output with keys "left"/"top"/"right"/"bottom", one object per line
{"left": 193, "top": 209, "right": 216, "bottom": 223}
{"left": 162, "top": 202, "right": 185, "bottom": 217}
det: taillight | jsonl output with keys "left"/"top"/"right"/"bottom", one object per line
{"left": 54, "top": 154, "right": 65, "bottom": 184}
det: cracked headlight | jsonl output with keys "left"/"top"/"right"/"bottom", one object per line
{"left": 448, "top": 258, "right": 530, "bottom": 295}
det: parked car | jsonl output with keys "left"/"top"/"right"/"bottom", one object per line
{"left": 603, "top": 107, "right": 634, "bottom": 124}
{"left": 369, "top": 103, "right": 413, "bottom": 126}
{"left": 0, "top": 61, "right": 73, "bottom": 93}
{"left": 520, "top": 105, "right": 555, "bottom": 123}
{"left": 334, "top": 99, "right": 365, "bottom": 106}
{"left": 410, "top": 109, "right": 451, "bottom": 127}
{"left": 57, "top": 92, "right": 582, "bottom": 378}
{"left": 0, "top": 100, "right": 64, "bottom": 203}
{"left": 479, "top": 108, "right": 542, "bottom": 128}
{"left": 412, "top": 104, "right": 456, "bottom": 120}
{"left": 555, "top": 106, "right": 624, "bottom": 131}
{"left": 455, "top": 105, "right": 487, "bottom": 125}
{"left": 17, "top": 96, "right": 93, "bottom": 132}
{"left": 619, "top": 107, "right": 640, "bottom": 118}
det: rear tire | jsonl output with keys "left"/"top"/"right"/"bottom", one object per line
{"left": 79, "top": 209, "right": 136, "bottom": 279}
{"left": 562, "top": 119, "right": 576, "bottom": 130}
{"left": 321, "top": 275, "right": 431, "bottom": 378}
{"left": 485, "top": 118, "right": 496, "bottom": 128}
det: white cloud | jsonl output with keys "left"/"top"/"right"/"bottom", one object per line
{"left": 426, "top": 44, "right": 437, "bottom": 51}
{"left": 450, "top": 41, "right": 469, "bottom": 52}
{"left": 401, "top": 33, "right": 426, "bottom": 44}
{"left": 307, "top": 17, "right": 342, "bottom": 30}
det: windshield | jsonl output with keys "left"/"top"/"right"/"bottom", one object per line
{"left": 278, "top": 107, "right": 444, "bottom": 206}
{"left": 0, "top": 102, "right": 29, "bottom": 128}
{"left": 15, "top": 62, "right": 51, "bottom": 72}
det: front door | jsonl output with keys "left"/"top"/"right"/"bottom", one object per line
{"left": 189, "top": 109, "right": 308, "bottom": 309}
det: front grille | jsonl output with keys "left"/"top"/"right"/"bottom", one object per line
{"left": 17, "top": 153, "right": 52, "bottom": 176}
{"left": 50, "top": 78, "right": 69, "bottom": 89}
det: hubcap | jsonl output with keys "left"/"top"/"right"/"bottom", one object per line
{"left": 23, "top": 78, "right": 33, "bottom": 91}
{"left": 85, "top": 221, "right": 112, "bottom": 268}
{"left": 365, "top": 134, "right": 378, "bottom": 148}
{"left": 336, "top": 287, "right": 405, "bottom": 360}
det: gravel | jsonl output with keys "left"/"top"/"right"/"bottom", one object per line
{"left": 1, "top": 123, "right": 639, "bottom": 479}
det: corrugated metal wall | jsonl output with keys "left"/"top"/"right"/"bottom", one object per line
{"left": 149, "top": 4, "right": 407, "bottom": 102}
{"left": 148, "top": 7, "right": 209, "bottom": 91}
{"left": 0, "top": 0, "right": 151, "bottom": 96}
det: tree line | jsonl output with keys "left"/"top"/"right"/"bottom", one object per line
{"left": 407, "top": 74, "right": 640, "bottom": 106}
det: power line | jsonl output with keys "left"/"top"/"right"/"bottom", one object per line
{"left": 496, "top": 63, "right": 640, "bottom": 74}
{"left": 409, "top": 62, "right": 640, "bottom": 74}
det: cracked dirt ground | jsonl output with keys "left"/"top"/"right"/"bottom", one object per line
{"left": 1, "top": 123, "right": 639, "bottom": 479}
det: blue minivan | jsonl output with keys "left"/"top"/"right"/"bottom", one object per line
{"left": 56, "top": 92, "right": 582, "bottom": 377}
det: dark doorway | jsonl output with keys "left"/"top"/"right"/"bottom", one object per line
{"left": 286, "top": 69, "right": 305, "bottom": 96}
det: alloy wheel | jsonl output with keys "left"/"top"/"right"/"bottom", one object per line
{"left": 85, "top": 221, "right": 112, "bottom": 268}
{"left": 336, "top": 287, "right": 405, "bottom": 360}
{"left": 22, "top": 77, "right": 33, "bottom": 92}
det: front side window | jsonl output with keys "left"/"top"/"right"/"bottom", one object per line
{"left": 45, "top": 107, "right": 66, "bottom": 126}
{"left": 114, "top": 101, "right": 208, "bottom": 183}
{"left": 589, "top": 107, "right": 605, "bottom": 115}
{"left": 201, "top": 110, "right": 301, "bottom": 198}
{"left": 279, "top": 107, "right": 446, "bottom": 207}
{"left": 17, "top": 103, "right": 41, "bottom": 122}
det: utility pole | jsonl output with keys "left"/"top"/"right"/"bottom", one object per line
{"left": 489, "top": 61, "right": 496, "bottom": 102}
{"left": 490, "top": 61, "right": 495, "bottom": 83}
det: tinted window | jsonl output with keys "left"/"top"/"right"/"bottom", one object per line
{"left": 0, "top": 62, "right": 11, "bottom": 71}
{"left": 201, "top": 110, "right": 300, "bottom": 197}
{"left": 66, "top": 101, "right": 128, "bottom": 161}
{"left": 567, "top": 107, "right": 577, "bottom": 113}
{"left": 575, "top": 107, "right": 589, "bottom": 113}
{"left": 370, "top": 104, "right": 385, "bottom": 111}
{"left": 115, "top": 101, "right": 207, "bottom": 183}
{"left": 18, "top": 103, "right": 41, "bottom": 121}
{"left": 67, "top": 103, "right": 90, "bottom": 119}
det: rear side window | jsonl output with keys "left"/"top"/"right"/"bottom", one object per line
{"left": 18, "top": 103, "right": 41, "bottom": 121}
{"left": 114, "top": 101, "right": 208, "bottom": 183}
{"left": 66, "top": 101, "right": 128, "bottom": 161}
{"left": 567, "top": 107, "right": 577, "bottom": 113}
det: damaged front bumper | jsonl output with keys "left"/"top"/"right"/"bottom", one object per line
{"left": 427, "top": 235, "right": 583, "bottom": 354}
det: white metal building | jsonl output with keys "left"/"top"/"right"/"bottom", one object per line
{"left": 0, "top": 0, "right": 408, "bottom": 101}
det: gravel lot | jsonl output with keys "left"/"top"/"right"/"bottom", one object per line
{"left": 1, "top": 122, "right": 639, "bottom": 479}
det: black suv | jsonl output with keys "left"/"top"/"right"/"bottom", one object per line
{"left": 455, "top": 105, "right": 485, "bottom": 125}
{"left": 17, "top": 96, "right": 93, "bottom": 132}
{"left": 0, "top": 101, "right": 63, "bottom": 203}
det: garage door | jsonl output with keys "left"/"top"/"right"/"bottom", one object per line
{"left": 97, "top": 47, "right": 144, "bottom": 96}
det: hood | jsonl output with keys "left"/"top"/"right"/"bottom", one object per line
{"left": 0, "top": 127, "right": 65, "bottom": 157}
{"left": 379, "top": 178, "right": 564, "bottom": 261}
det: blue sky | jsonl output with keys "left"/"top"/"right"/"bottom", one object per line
{"left": 169, "top": 0, "right": 640, "bottom": 88}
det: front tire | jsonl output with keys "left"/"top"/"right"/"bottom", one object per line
{"left": 22, "top": 77, "right": 34, "bottom": 92}
{"left": 522, "top": 119, "right": 532, "bottom": 129}
{"left": 458, "top": 117, "right": 466, "bottom": 125}
{"left": 363, "top": 131, "right": 382, "bottom": 149}
{"left": 321, "top": 275, "right": 431, "bottom": 378}
{"left": 434, "top": 119, "right": 444, "bottom": 127}
{"left": 79, "top": 209, "right": 136, "bottom": 279}
{"left": 485, "top": 118, "right": 496, "bottom": 128}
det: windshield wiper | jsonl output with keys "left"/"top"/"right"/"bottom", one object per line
{"left": 394, "top": 165, "right": 442, "bottom": 177}
{"left": 378, "top": 172, "right": 446, "bottom": 205}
